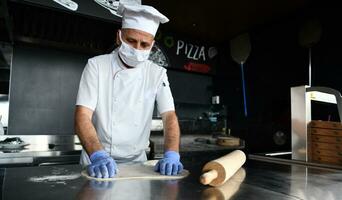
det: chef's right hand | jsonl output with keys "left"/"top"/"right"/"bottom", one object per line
{"left": 87, "top": 150, "right": 118, "bottom": 178}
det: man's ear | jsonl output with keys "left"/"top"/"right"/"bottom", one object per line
{"left": 116, "top": 29, "right": 121, "bottom": 46}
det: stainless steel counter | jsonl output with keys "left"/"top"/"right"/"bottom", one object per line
{"left": 0, "top": 134, "right": 244, "bottom": 166}
{"left": 1, "top": 157, "right": 342, "bottom": 200}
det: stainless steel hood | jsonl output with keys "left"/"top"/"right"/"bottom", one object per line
{"left": 10, "top": 0, "right": 123, "bottom": 23}
{"left": 5, "top": 0, "right": 123, "bottom": 54}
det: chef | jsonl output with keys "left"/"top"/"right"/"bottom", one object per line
{"left": 75, "top": 3, "right": 183, "bottom": 179}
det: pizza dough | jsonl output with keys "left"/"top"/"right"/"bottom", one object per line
{"left": 81, "top": 160, "right": 190, "bottom": 181}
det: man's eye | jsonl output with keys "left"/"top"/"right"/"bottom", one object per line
{"left": 141, "top": 43, "right": 150, "bottom": 49}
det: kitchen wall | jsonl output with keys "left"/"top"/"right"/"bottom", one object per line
{"left": 8, "top": 44, "right": 88, "bottom": 135}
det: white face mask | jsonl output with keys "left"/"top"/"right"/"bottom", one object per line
{"left": 118, "top": 31, "right": 154, "bottom": 67}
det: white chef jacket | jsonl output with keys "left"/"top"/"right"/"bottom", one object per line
{"left": 76, "top": 49, "right": 175, "bottom": 166}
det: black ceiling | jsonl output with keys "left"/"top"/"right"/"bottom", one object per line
{"left": 0, "top": 0, "right": 326, "bottom": 49}
{"left": 143, "top": 0, "right": 310, "bottom": 43}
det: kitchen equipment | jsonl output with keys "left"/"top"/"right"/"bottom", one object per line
{"left": 53, "top": 0, "right": 78, "bottom": 11}
{"left": 298, "top": 19, "right": 322, "bottom": 86}
{"left": 291, "top": 86, "right": 342, "bottom": 161}
{"left": 209, "top": 95, "right": 228, "bottom": 135}
{"left": 230, "top": 33, "right": 251, "bottom": 117}
{"left": 200, "top": 150, "right": 246, "bottom": 186}
{"left": 194, "top": 137, "right": 212, "bottom": 144}
{"left": 0, "top": 137, "right": 29, "bottom": 149}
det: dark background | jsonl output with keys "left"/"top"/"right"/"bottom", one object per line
{"left": 214, "top": 4, "right": 342, "bottom": 153}
{"left": 1, "top": 0, "right": 342, "bottom": 154}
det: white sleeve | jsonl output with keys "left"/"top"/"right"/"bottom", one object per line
{"left": 156, "top": 71, "right": 175, "bottom": 114}
{"left": 76, "top": 59, "right": 98, "bottom": 111}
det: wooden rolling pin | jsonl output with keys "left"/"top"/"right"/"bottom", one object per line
{"left": 201, "top": 168, "right": 246, "bottom": 200}
{"left": 200, "top": 150, "right": 246, "bottom": 187}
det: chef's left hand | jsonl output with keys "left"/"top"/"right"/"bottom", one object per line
{"left": 154, "top": 151, "right": 183, "bottom": 176}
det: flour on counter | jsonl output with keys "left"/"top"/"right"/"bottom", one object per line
{"left": 29, "top": 174, "right": 80, "bottom": 184}
{"left": 28, "top": 166, "right": 81, "bottom": 184}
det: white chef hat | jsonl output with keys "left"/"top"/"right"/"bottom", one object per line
{"left": 117, "top": 3, "right": 169, "bottom": 36}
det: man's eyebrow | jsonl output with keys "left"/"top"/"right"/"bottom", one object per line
{"left": 141, "top": 39, "right": 153, "bottom": 44}
{"left": 125, "top": 36, "right": 137, "bottom": 41}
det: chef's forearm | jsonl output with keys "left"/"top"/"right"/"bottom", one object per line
{"left": 162, "top": 111, "right": 180, "bottom": 152}
{"left": 75, "top": 106, "right": 103, "bottom": 156}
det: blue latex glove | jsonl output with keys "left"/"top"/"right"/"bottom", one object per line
{"left": 87, "top": 150, "right": 118, "bottom": 178}
{"left": 154, "top": 151, "right": 183, "bottom": 176}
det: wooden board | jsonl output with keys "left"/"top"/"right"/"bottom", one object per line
{"left": 308, "top": 120, "right": 342, "bottom": 166}
{"left": 309, "top": 120, "right": 342, "bottom": 130}
{"left": 311, "top": 135, "right": 342, "bottom": 144}
{"left": 311, "top": 128, "right": 342, "bottom": 137}
{"left": 216, "top": 136, "right": 240, "bottom": 147}
{"left": 81, "top": 160, "right": 190, "bottom": 181}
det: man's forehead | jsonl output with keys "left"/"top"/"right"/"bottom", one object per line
{"left": 122, "top": 28, "right": 154, "bottom": 40}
